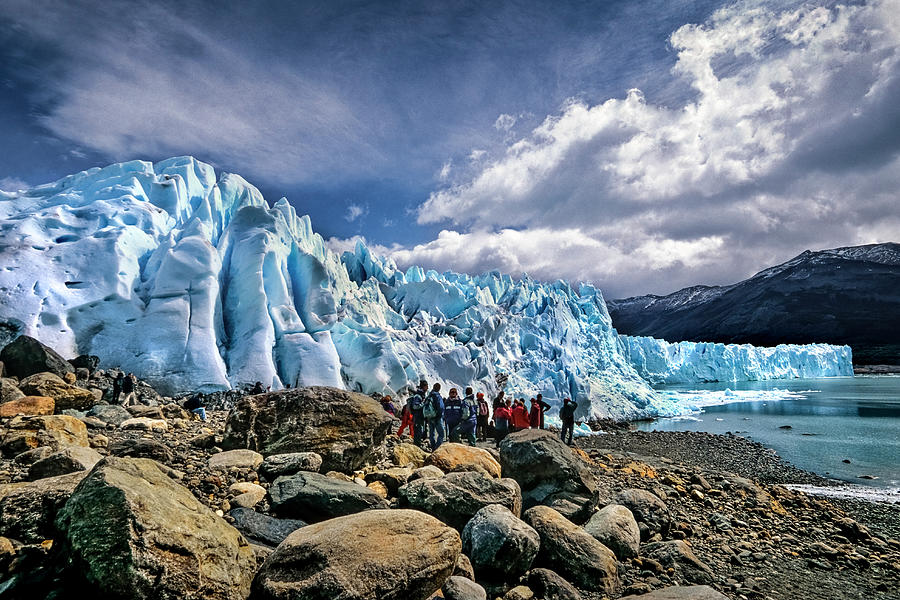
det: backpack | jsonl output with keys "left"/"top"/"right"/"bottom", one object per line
{"left": 478, "top": 399, "right": 489, "bottom": 416}
{"left": 409, "top": 392, "right": 425, "bottom": 412}
{"left": 423, "top": 392, "right": 443, "bottom": 419}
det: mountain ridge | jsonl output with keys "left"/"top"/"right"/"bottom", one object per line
{"left": 608, "top": 243, "right": 900, "bottom": 364}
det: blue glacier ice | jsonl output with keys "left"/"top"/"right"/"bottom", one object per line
{"left": 0, "top": 157, "right": 851, "bottom": 419}
{"left": 618, "top": 334, "right": 853, "bottom": 384}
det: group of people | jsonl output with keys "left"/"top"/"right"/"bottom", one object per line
{"left": 111, "top": 371, "right": 138, "bottom": 406}
{"left": 383, "top": 380, "right": 580, "bottom": 450}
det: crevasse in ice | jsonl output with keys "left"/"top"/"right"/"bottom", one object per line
{"left": 0, "top": 158, "right": 851, "bottom": 419}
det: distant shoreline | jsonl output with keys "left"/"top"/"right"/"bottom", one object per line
{"left": 853, "top": 364, "right": 900, "bottom": 374}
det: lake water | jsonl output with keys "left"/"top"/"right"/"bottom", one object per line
{"left": 636, "top": 376, "right": 900, "bottom": 499}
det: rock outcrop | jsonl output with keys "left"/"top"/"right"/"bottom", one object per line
{"left": 222, "top": 387, "right": 392, "bottom": 472}
{"left": 0, "top": 336, "right": 74, "bottom": 379}
{"left": 399, "top": 471, "right": 522, "bottom": 531}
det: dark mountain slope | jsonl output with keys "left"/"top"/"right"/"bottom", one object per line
{"left": 608, "top": 243, "right": 900, "bottom": 364}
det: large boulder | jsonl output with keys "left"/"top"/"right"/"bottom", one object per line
{"left": 399, "top": 471, "right": 522, "bottom": 531}
{"left": 642, "top": 541, "right": 715, "bottom": 585}
{"left": 0, "top": 395, "right": 54, "bottom": 417}
{"left": 364, "top": 466, "right": 414, "bottom": 495}
{"left": 69, "top": 354, "right": 100, "bottom": 372}
{"left": 109, "top": 438, "right": 173, "bottom": 462}
{"left": 443, "top": 575, "right": 488, "bottom": 600}
{"left": 584, "top": 504, "right": 641, "bottom": 559}
{"left": 524, "top": 568, "right": 582, "bottom": 600}
{"left": 86, "top": 404, "right": 133, "bottom": 427}
{"left": 1, "top": 415, "right": 89, "bottom": 457}
{"left": 228, "top": 507, "right": 307, "bottom": 547}
{"left": 0, "top": 335, "right": 74, "bottom": 379}
{"left": 523, "top": 506, "right": 619, "bottom": 594}
{"left": 222, "top": 387, "right": 393, "bottom": 472}
{"left": 27, "top": 446, "right": 103, "bottom": 480}
{"left": 259, "top": 452, "right": 323, "bottom": 479}
{"left": 209, "top": 449, "right": 264, "bottom": 471}
{"left": 55, "top": 457, "right": 255, "bottom": 599}
{"left": 462, "top": 504, "right": 539, "bottom": 581}
{"left": 427, "top": 443, "right": 502, "bottom": 478}
{"left": 251, "top": 509, "right": 460, "bottom": 600}
{"left": 17, "top": 372, "right": 96, "bottom": 411}
{"left": 0, "top": 377, "right": 25, "bottom": 404}
{"left": 393, "top": 442, "right": 429, "bottom": 468}
{"left": 268, "top": 471, "right": 389, "bottom": 522}
{"left": 499, "top": 429, "right": 600, "bottom": 523}
{"left": 0, "top": 472, "right": 86, "bottom": 543}
{"left": 620, "top": 585, "right": 729, "bottom": 599}
{"left": 613, "top": 488, "right": 671, "bottom": 541}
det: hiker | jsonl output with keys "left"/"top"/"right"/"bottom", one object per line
{"left": 492, "top": 400, "right": 511, "bottom": 447}
{"left": 560, "top": 397, "right": 578, "bottom": 445}
{"left": 120, "top": 372, "right": 137, "bottom": 407}
{"left": 380, "top": 395, "right": 396, "bottom": 416}
{"left": 529, "top": 398, "right": 541, "bottom": 428}
{"left": 112, "top": 371, "right": 124, "bottom": 403}
{"left": 493, "top": 390, "right": 505, "bottom": 410}
{"left": 476, "top": 392, "right": 490, "bottom": 442}
{"left": 397, "top": 398, "right": 414, "bottom": 437}
{"left": 408, "top": 380, "right": 428, "bottom": 447}
{"left": 536, "top": 393, "right": 551, "bottom": 428}
{"left": 511, "top": 399, "right": 530, "bottom": 431}
{"left": 251, "top": 381, "right": 265, "bottom": 394}
{"left": 184, "top": 392, "right": 207, "bottom": 421}
{"left": 460, "top": 387, "right": 478, "bottom": 446}
{"left": 425, "top": 383, "right": 445, "bottom": 450}
{"left": 444, "top": 387, "right": 466, "bottom": 443}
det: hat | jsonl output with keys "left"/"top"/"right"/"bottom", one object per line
{"left": 476, "top": 392, "right": 484, "bottom": 398}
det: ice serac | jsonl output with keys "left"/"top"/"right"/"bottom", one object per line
{"left": 0, "top": 156, "right": 849, "bottom": 419}
{"left": 618, "top": 335, "right": 853, "bottom": 384}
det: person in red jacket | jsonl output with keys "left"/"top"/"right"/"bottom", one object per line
{"left": 492, "top": 402, "right": 511, "bottom": 447}
{"left": 397, "top": 400, "right": 414, "bottom": 438}
{"left": 511, "top": 399, "right": 530, "bottom": 431}
{"left": 529, "top": 398, "right": 541, "bottom": 428}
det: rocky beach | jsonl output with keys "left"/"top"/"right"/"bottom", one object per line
{"left": 0, "top": 336, "right": 897, "bottom": 600}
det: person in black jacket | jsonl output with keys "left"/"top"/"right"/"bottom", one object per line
{"left": 536, "top": 393, "right": 552, "bottom": 429}
{"left": 559, "top": 397, "right": 578, "bottom": 445}
{"left": 184, "top": 392, "right": 207, "bottom": 421}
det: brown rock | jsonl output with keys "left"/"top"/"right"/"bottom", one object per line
{"left": 17, "top": 372, "right": 95, "bottom": 411}
{"left": 223, "top": 387, "right": 393, "bottom": 473}
{"left": 620, "top": 585, "right": 729, "bottom": 599}
{"left": 1, "top": 415, "right": 89, "bottom": 457}
{"left": 427, "top": 443, "right": 502, "bottom": 478}
{"left": 0, "top": 377, "right": 25, "bottom": 404}
{"left": 0, "top": 472, "right": 87, "bottom": 543}
{"left": 251, "top": 509, "right": 460, "bottom": 600}
{"left": 393, "top": 442, "right": 429, "bottom": 468}
{"left": 0, "top": 395, "right": 54, "bottom": 417}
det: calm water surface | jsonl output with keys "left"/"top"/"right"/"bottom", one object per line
{"left": 636, "top": 376, "right": 900, "bottom": 490}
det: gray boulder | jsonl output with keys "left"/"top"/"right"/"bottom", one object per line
{"left": 399, "top": 471, "right": 522, "bottom": 531}
{"left": 524, "top": 568, "right": 582, "bottom": 600}
{"left": 0, "top": 377, "right": 25, "bottom": 404}
{"left": 0, "top": 471, "right": 87, "bottom": 543}
{"left": 613, "top": 488, "right": 671, "bottom": 541}
{"left": 620, "top": 585, "right": 729, "bottom": 599}
{"left": 228, "top": 507, "right": 307, "bottom": 547}
{"left": 462, "top": 504, "right": 539, "bottom": 581}
{"left": 222, "top": 386, "right": 393, "bottom": 473}
{"left": 109, "top": 438, "right": 174, "bottom": 462}
{"left": 584, "top": 503, "right": 641, "bottom": 559}
{"left": 268, "top": 471, "right": 389, "bottom": 522}
{"left": 0, "top": 335, "right": 74, "bottom": 379}
{"left": 87, "top": 404, "right": 133, "bottom": 427}
{"left": 643, "top": 541, "right": 715, "bottom": 585}
{"left": 499, "top": 429, "right": 600, "bottom": 523}
{"left": 443, "top": 575, "right": 488, "bottom": 600}
{"left": 259, "top": 452, "right": 323, "bottom": 479}
{"left": 56, "top": 457, "right": 255, "bottom": 599}
{"left": 250, "top": 509, "right": 460, "bottom": 600}
{"left": 27, "top": 446, "right": 103, "bottom": 480}
{"left": 523, "top": 505, "right": 619, "bottom": 595}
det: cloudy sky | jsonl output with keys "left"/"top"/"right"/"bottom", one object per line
{"left": 1, "top": 0, "right": 898, "bottom": 298}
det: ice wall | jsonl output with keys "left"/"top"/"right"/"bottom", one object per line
{"left": 618, "top": 335, "right": 853, "bottom": 384}
{"left": 0, "top": 157, "right": 679, "bottom": 419}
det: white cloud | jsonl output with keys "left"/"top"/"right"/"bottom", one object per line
{"left": 0, "top": 177, "right": 29, "bottom": 192}
{"left": 438, "top": 160, "right": 452, "bottom": 182}
{"left": 411, "top": 0, "right": 900, "bottom": 296}
{"left": 345, "top": 203, "right": 368, "bottom": 222}
{"left": 326, "top": 235, "right": 397, "bottom": 257}
{"left": 494, "top": 113, "right": 517, "bottom": 132}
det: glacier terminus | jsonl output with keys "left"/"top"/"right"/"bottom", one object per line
{"left": 0, "top": 158, "right": 853, "bottom": 420}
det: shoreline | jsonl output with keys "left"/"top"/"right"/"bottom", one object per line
{"left": 578, "top": 428, "right": 900, "bottom": 541}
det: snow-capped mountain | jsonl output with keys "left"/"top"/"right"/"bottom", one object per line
{"left": 0, "top": 157, "right": 853, "bottom": 418}
{"left": 608, "top": 243, "right": 900, "bottom": 365}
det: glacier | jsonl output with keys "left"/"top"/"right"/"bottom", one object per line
{"left": 0, "top": 157, "right": 852, "bottom": 420}
{"left": 618, "top": 335, "right": 853, "bottom": 384}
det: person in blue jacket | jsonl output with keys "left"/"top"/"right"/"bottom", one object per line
{"left": 444, "top": 387, "right": 464, "bottom": 443}
{"left": 425, "top": 383, "right": 445, "bottom": 450}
